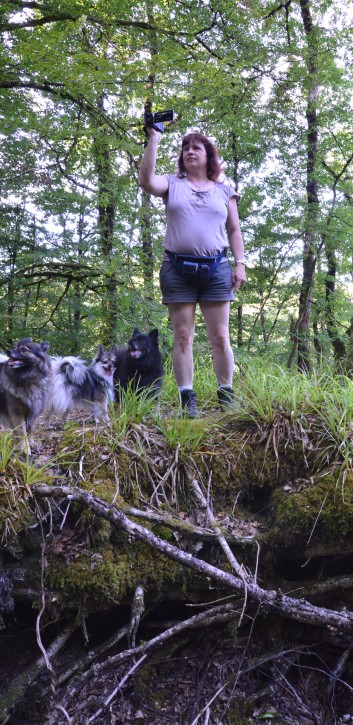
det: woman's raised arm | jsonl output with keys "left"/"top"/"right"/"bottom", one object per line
{"left": 138, "top": 129, "right": 169, "bottom": 197}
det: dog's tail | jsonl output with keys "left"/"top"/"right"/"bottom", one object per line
{"left": 51, "top": 356, "right": 88, "bottom": 386}
{"left": 46, "top": 356, "right": 91, "bottom": 419}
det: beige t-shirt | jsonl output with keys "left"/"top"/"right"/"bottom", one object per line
{"left": 163, "top": 174, "right": 239, "bottom": 257}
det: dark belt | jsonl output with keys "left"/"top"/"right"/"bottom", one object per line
{"left": 165, "top": 248, "right": 227, "bottom": 281}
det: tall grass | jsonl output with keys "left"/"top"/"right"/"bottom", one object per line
{"left": 108, "top": 356, "right": 353, "bottom": 467}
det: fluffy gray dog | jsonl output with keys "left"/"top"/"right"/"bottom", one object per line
{"left": 0, "top": 338, "right": 52, "bottom": 454}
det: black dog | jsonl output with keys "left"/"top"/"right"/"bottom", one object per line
{"left": 114, "top": 328, "right": 164, "bottom": 399}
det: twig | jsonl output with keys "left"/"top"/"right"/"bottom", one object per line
{"left": 86, "top": 653, "right": 147, "bottom": 723}
{"left": 54, "top": 603, "right": 241, "bottom": 717}
{"left": 127, "top": 585, "right": 145, "bottom": 648}
{"left": 59, "top": 501, "right": 71, "bottom": 531}
{"left": 327, "top": 643, "right": 353, "bottom": 700}
{"left": 36, "top": 509, "right": 56, "bottom": 694}
{"left": 190, "top": 477, "right": 250, "bottom": 582}
{"left": 121, "top": 502, "right": 256, "bottom": 545}
{"left": 190, "top": 476, "right": 250, "bottom": 626}
{"left": 0, "top": 623, "right": 75, "bottom": 721}
{"left": 53, "top": 704, "right": 72, "bottom": 724}
{"left": 56, "top": 604, "right": 155, "bottom": 688}
{"left": 189, "top": 645, "right": 315, "bottom": 725}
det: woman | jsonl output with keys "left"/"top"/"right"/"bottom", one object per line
{"left": 138, "top": 127, "right": 246, "bottom": 416}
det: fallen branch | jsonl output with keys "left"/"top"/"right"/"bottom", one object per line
{"left": 190, "top": 476, "right": 250, "bottom": 625}
{"left": 34, "top": 485, "right": 353, "bottom": 635}
{"left": 56, "top": 603, "right": 156, "bottom": 688}
{"left": 86, "top": 653, "right": 147, "bottom": 724}
{"left": 190, "top": 477, "right": 250, "bottom": 581}
{"left": 296, "top": 575, "right": 353, "bottom": 597}
{"left": 0, "top": 622, "right": 75, "bottom": 722}
{"left": 120, "top": 503, "right": 256, "bottom": 546}
{"left": 48, "top": 602, "right": 242, "bottom": 722}
{"left": 189, "top": 644, "right": 318, "bottom": 725}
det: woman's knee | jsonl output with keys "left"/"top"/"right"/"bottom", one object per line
{"left": 209, "top": 329, "right": 231, "bottom": 353}
{"left": 173, "top": 326, "right": 194, "bottom": 352}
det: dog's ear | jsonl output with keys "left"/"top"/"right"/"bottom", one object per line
{"left": 40, "top": 342, "right": 49, "bottom": 352}
{"left": 132, "top": 328, "right": 141, "bottom": 337}
{"left": 148, "top": 328, "right": 159, "bottom": 343}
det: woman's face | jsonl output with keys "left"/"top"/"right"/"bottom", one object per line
{"left": 182, "top": 141, "right": 208, "bottom": 173}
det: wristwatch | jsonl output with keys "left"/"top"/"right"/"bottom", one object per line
{"left": 234, "top": 259, "right": 246, "bottom": 265}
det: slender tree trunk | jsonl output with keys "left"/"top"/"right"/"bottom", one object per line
{"left": 22, "top": 212, "right": 36, "bottom": 332}
{"left": 296, "top": 0, "right": 319, "bottom": 372}
{"left": 231, "top": 132, "right": 244, "bottom": 350}
{"left": 139, "top": 4, "right": 158, "bottom": 298}
{"left": 324, "top": 242, "right": 346, "bottom": 363}
{"left": 231, "top": 131, "right": 241, "bottom": 195}
{"left": 6, "top": 251, "right": 15, "bottom": 341}
{"left": 93, "top": 94, "right": 118, "bottom": 347}
{"left": 71, "top": 205, "right": 85, "bottom": 354}
{"left": 346, "top": 317, "right": 353, "bottom": 373}
{"left": 6, "top": 211, "right": 21, "bottom": 341}
{"left": 312, "top": 305, "right": 324, "bottom": 364}
{"left": 141, "top": 187, "right": 154, "bottom": 297}
{"left": 237, "top": 304, "right": 243, "bottom": 348}
{"left": 259, "top": 293, "right": 268, "bottom": 344}
{"left": 321, "top": 154, "right": 353, "bottom": 365}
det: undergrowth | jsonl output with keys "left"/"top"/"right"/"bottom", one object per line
{"left": 0, "top": 358, "right": 353, "bottom": 494}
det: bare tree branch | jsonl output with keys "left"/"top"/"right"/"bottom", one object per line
{"left": 34, "top": 484, "right": 353, "bottom": 635}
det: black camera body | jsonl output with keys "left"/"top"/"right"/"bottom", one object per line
{"left": 144, "top": 108, "right": 175, "bottom": 133}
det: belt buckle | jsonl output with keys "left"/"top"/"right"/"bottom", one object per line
{"left": 182, "top": 261, "right": 199, "bottom": 276}
{"left": 199, "top": 264, "right": 210, "bottom": 281}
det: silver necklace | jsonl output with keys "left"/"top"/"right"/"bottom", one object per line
{"left": 185, "top": 178, "right": 211, "bottom": 192}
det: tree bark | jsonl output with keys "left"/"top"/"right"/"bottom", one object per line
{"left": 93, "top": 93, "right": 119, "bottom": 347}
{"left": 140, "top": 189, "right": 155, "bottom": 296}
{"left": 296, "top": 0, "right": 319, "bottom": 372}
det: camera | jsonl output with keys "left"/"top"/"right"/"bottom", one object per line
{"left": 144, "top": 108, "right": 175, "bottom": 133}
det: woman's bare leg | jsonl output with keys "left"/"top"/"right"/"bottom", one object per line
{"left": 199, "top": 301, "right": 234, "bottom": 385}
{"left": 167, "top": 303, "right": 196, "bottom": 387}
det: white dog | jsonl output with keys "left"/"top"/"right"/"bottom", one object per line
{"left": 46, "top": 346, "right": 115, "bottom": 422}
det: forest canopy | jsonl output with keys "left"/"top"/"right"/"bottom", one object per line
{"left": 0, "top": 0, "right": 353, "bottom": 370}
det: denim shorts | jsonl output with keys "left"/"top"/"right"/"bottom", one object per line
{"left": 159, "top": 259, "right": 235, "bottom": 304}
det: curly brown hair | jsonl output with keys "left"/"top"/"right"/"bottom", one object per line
{"left": 177, "top": 132, "right": 222, "bottom": 181}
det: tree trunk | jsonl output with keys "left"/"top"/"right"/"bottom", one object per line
{"left": 237, "top": 304, "right": 243, "bottom": 348}
{"left": 312, "top": 304, "right": 324, "bottom": 364}
{"left": 324, "top": 243, "right": 346, "bottom": 363}
{"left": 93, "top": 94, "right": 118, "bottom": 347}
{"left": 71, "top": 205, "right": 85, "bottom": 354}
{"left": 296, "top": 0, "right": 319, "bottom": 373}
{"left": 345, "top": 316, "right": 353, "bottom": 373}
{"left": 140, "top": 189, "right": 154, "bottom": 297}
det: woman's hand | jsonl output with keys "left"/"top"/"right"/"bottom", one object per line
{"left": 232, "top": 263, "right": 247, "bottom": 292}
{"left": 145, "top": 126, "right": 162, "bottom": 141}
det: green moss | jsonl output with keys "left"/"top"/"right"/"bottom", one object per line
{"left": 46, "top": 549, "right": 131, "bottom": 608}
{"left": 273, "top": 470, "right": 353, "bottom": 547}
{"left": 46, "top": 533, "right": 188, "bottom": 611}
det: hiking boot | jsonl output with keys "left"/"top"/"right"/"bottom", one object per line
{"left": 217, "top": 386, "right": 235, "bottom": 410}
{"left": 180, "top": 389, "right": 199, "bottom": 418}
